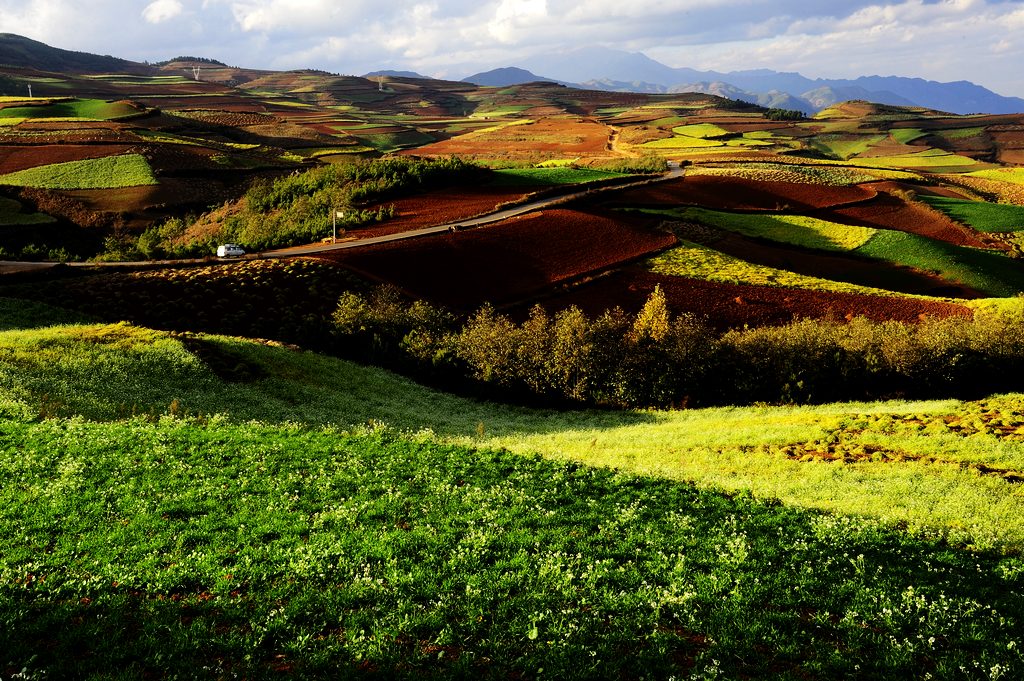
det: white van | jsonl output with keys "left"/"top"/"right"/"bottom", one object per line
{"left": 216, "top": 244, "right": 245, "bottom": 258}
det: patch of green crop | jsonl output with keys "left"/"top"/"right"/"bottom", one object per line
{"left": 641, "top": 136, "right": 724, "bottom": 149}
{"left": 656, "top": 207, "right": 876, "bottom": 251}
{"left": 671, "top": 123, "right": 730, "bottom": 138}
{"left": 968, "top": 168, "right": 1024, "bottom": 185}
{"left": 470, "top": 105, "right": 530, "bottom": 117}
{"left": 808, "top": 134, "right": 887, "bottom": 160}
{"left": 856, "top": 230, "right": 1024, "bottom": 297}
{"left": 920, "top": 196, "right": 1024, "bottom": 232}
{"left": 491, "top": 167, "right": 626, "bottom": 186}
{"left": 645, "top": 241, "right": 891, "bottom": 296}
{"left": 0, "top": 154, "right": 158, "bottom": 189}
{"left": 853, "top": 149, "right": 983, "bottom": 170}
{"left": 132, "top": 129, "right": 205, "bottom": 146}
{"left": 0, "top": 98, "right": 141, "bottom": 121}
{"left": 935, "top": 126, "right": 986, "bottom": 141}
{"left": 355, "top": 129, "right": 435, "bottom": 151}
{"left": 889, "top": 128, "right": 927, "bottom": 144}
{"left": 725, "top": 137, "right": 772, "bottom": 147}
{"left": 0, "top": 197, "right": 56, "bottom": 226}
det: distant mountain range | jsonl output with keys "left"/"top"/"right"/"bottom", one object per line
{"left": 1, "top": 34, "right": 1021, "bottom": 115}
{"left": 468, "top": 46, "right": 1024, "bottom": 115}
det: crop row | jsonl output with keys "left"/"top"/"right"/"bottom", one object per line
{"left": 0, "top": 154, "right": 158, "bottom": 190}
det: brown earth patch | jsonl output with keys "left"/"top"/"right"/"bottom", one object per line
{"left": 817, "top": 182, "right": 994, "bottom": 250}
{"left": 605, "top": 175, "right": 877, "bottom": 212}
{"left": 413, "top": 117, "right": 610, "bottom": 159}
{"left": 313, "top": 209, "right": 676, "bottom": 310}
{"left": 535, "top": 270, "right": 972, "bottom": 330}
{"left": 0, "top": 144, "right": 135, "bottom": 174}
{"left": 350, "top": 186, "right": 536, "bottom": 238}
{"left": 1, "top": 126, "right": 137, "bottom": 144}
{"left": 763, "top": 440, "right": 1024, "bottom": 483}
{"left": 996, "top": 148, "right": 1024, "bottom": 165}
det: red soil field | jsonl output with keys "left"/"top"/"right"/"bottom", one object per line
{"left": 351, "top": 186, "right": 536, "bottom": 238}
{"left": 817, "top": 183, "right": 993, "bottom": 249}
{"left": 0, "top": 144, "right": 134, "bottom": 174}
{"left": 414, "top": 117, "right": 610, "bottom": 157}
{"left": 991, "top": 130, "right": 1024, "bottom": 164}
{"left": 313, "top": 209, "right": 677, "bottom": 309}
{"left": 605, "top": 175, "right": 877, "bottom": 212}
{"left": 3, "top": 126, "right": 135, "bottom": 144}
{"left": 537, "top": 269, "right": 973, "bottom": 330}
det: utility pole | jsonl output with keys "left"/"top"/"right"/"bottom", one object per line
{"left": 332, "top": 209, "right": 344, "bottom": 243}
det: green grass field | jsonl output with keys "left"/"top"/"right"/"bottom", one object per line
{"left": 671, "top": 123, "right": 730, "bottom": 139}
{"left": 0, "top": 98, "right": 142, "bottom": 121}
{"left": 641, "top": 136, "right": 725, "bottom": 149}
{"left": 969, "top": 168, "right": 1024, "bottom": 185}
{"left": 920, "top": 196, "right": 1024, "bottom": 232}
{"left": 662, "top": 207, "right": 876, "bottom": 251}
{"left": 655, "top": 207, "right": 1024, "bottom": 298}
{"left": 889, "top": 128, "right": 927, "bottom": 144}
{"left": 856, "top": 230, "right": 1024, "bottom": 297}
{"left": 0, "top": 304, "right": 1023, "bottom": 678}
{"left": 645, "top": 241, "right": 895, "bottom": 297}
{"left": 0, "top": 154, "right": 158, "bottom": 189}
{"left": 852, "top": 148, "right": 983, "bottom": 170}
{"left": 809, "top": 134, "right": 886, "bottom": 160}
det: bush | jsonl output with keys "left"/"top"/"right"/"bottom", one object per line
{"left": 330, "top": 287, "right": 1024, "bottom": 409}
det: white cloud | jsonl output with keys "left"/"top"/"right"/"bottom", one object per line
{"left": 487, "top": 0, "right": 548, "bottom": 43}
{"left": 142, "top": 0, "right": 184, "bottom": 24}
{"left": 0, "top": 0, "right": 1022, "bottom": 96}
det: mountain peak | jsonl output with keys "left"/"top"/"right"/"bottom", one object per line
{"left": 461, "top": 67, "right": 557, "bottom": 87}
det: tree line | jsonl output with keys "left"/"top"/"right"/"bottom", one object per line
{"left": 330, "top": 285, "right": 1024, "bottom": 408}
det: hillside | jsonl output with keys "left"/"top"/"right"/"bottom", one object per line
{"left": 0, "top": 33, "right": 153, "bottom": 75}
{"left": 2, "top": 35, "right": 1024, "bottom": 339}
{"left": 0, "top": 298, "right": 1022, "bottom": 678}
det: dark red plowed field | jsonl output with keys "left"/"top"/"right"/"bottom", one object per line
{"left": 352, "top": 186, "right": 536, "bottom": 238}
{"left": 314, "top": 209, "right": 677, "bottom": 309}
{"left": 819, "top": 183, "right": 992, "bottom": 249}
{"left": 0, "top": 144, "right": 134, "bottom": 174}
{"left": 606, "top": 175, "right": 877, "bottom": 212}
{"left": 538, "top": 270, "right": 973, "bottom": 330}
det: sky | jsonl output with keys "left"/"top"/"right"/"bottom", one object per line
{"left": 1, "top": 0, "right": 1023, "bottom": 96}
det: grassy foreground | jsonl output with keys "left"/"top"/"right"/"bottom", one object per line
{"left": 4, "top": 418, "right": 1021, "bottom": 680}
{"left": 0, "top": 306, "right": 1023, "bottom": 678}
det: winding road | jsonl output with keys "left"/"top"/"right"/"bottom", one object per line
{"left": 0, "top": 162, "right": 683, "bottom": 275}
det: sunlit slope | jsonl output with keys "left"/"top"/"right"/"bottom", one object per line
{"left": 2, "top": 310, "right": 1023, "bottom": 551}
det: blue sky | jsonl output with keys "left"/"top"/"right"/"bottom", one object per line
{"left": 1, "top": 0, "right": 1023, "bottom": 95}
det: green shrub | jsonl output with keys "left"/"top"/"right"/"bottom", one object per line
{"left": 330, "top": 287, "right": 1024, "bottom": 408}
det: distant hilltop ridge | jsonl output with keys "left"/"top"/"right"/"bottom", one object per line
{"left": 0, "top": 33, "right": 152, "bottom": 75}
{"left": 510, "top": 46, "right": 1024, "bottom": 115}
{"left": 1, "top": 34, "right": 1021, "bottom": 115}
